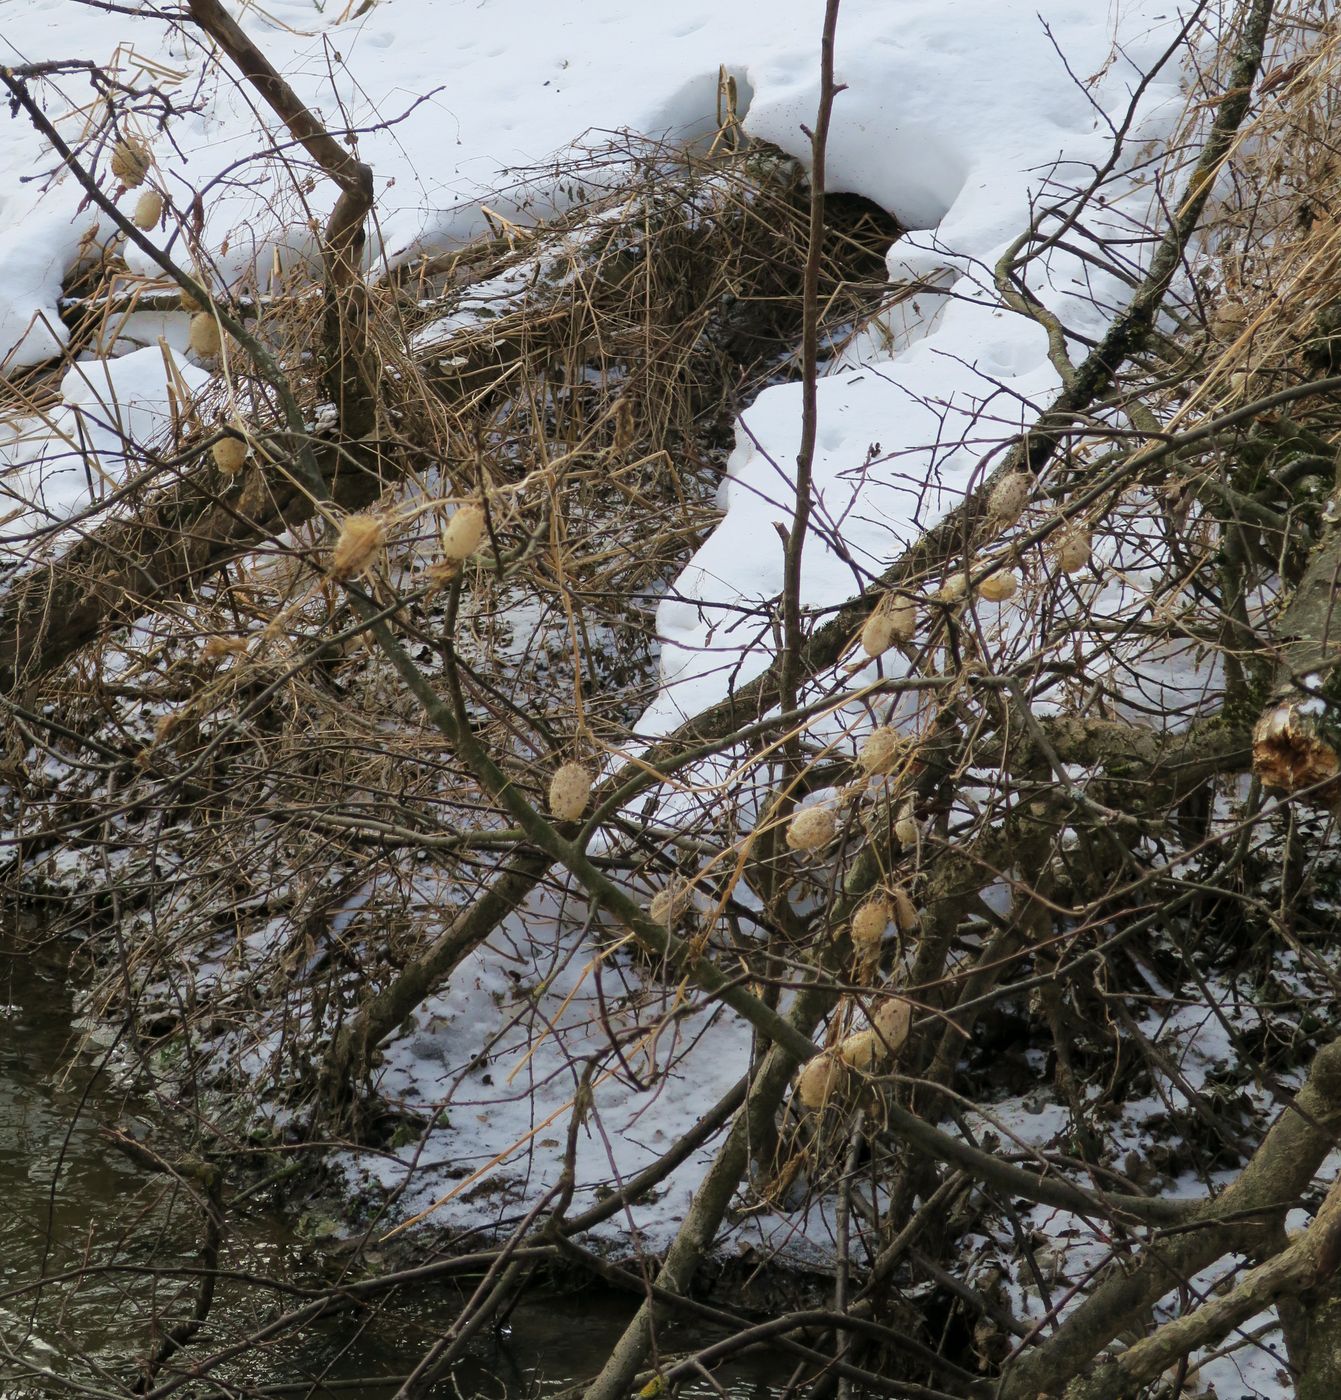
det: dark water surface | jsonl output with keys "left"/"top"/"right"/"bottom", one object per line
{"left": 0, "top": 937, "right": 780, "bottom": 1397}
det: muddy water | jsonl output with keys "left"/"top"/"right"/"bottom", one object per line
{"left": 0, "top": 937, "right": 781, "bottom": 1397}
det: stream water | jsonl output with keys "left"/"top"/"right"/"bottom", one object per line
{"left": 0, "top": 934, "right": 783, "bottom": 1398}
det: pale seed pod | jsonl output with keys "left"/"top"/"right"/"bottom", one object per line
{"left": 212, "top": 435, "right": 247, "bottom": 475}
{"left": 795, "top": 1053, "right": 846, "bottom": 1110}
{"left": 188, "top": 312, "right": 222, "bottom": 360}
{"left": 1053, "top": 529, "right": 1091, "bottom": 575}
{"left": 976, "top": 569, "right": 1018, "bottom": 603}
{"left": 201, "top": 636, "right": 247, "bottom": 663}
{"left": 936, "top": 573, "right": 968, "bottom": 604}
{"left": 649, "top": 882, "right": 690, "bottom": 927}
{"left": 839, "top": 1028, "right": 882, "bottom": 1072}
{"left": 548, "top": 762, "right": 593, "bottom": 822}
{"left": 786, "top": 805, "right": 836, "bottom": 853}
{"left": 894, "top": 800, "right": 918, "bottom": 847}
{"left": 851, "top": 895, "right": 891, "bottom": 954}
{"left": 131, "top": 189, "right": 163, "bottom": 231}
{"left": 886, "top": 595, "right": 917, "bottom": 641}
{"left": 328, "top": 514, "right": 385, "bottom": 580}
{"left": 860, "top": 611, "right": 896, "bottom": 658}
{"left": 890, "top": 885, "right": 920, "bottom": 933}
{"left": 110, "top": 137, "right": 151, "bottom": 188}
{"left": 441, "top": 503, "right": 486, "bottom": 561}
{"left": 987, "top": 472, "right": 1030, "bottom": 525}
{"left": 180, "top": 283, "right": 209, "bottom": 313}
{"left": 858, "top": 726, "right": 903, "bottom": 776}
{"left": 872, "top": 997, "right": 912, "bottom": 1056}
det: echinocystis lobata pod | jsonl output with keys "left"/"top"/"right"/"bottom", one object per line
{"left": 110, "top": 137, "right": 151, "bottom": 188}
{"left": 548, "top": 762, "right": 594, "bottom": 822}
{"left": 329, "top": 515, "right": 386, "bottom": 580}
{"left": 131, "top": 190, "right": 164, "bottom": 230}
{"left": 441, "top": 503, "right": 486, "bottom": 561}
{"left": 987, "top": 472, "right": 1030, "bottom": 525}
{"left": 786, "top": 805, "right": 836, "bottom": 853}
{"left": 1053, "top": 529, "right": 1092, "bottom": 575}
{"left": 795, "top": 1053, "right": 847, "bottom": 1110}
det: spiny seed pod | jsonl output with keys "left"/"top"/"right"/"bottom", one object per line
{"left": 890, "top": 885, "right": 920, "bottom": 933}
{"left": 180, "top": 283, "right": 209, "bottom": 312}
{"left": 936, "top": 573, "right": 968, "bottom": 604}
{"left": 858, "top": 726, "right": 904, "bottom": 776}
{"left": 131, "top": 189, "right": 163, "bottom": 231}
{"left": 987, "top": 472, "right": 1031, "bottom": 525}
{"left": 188, "top": 312, "right": 222, "bottom": 360}
{"left": 894, "top": 800, "right": 918, "bottom": 847}
{"left": 212, "top": 435, "right": 247, "bottom": 475}
{"left": 1053, "top": 529, "right": 1091, "bottom": 575}
{"left": 795, "top": 1053, "right": 846, "bottom": 1110}
{"left": 441, "top": 503, "right": 486, "bottom": 561}
{"left": 839, "top": 1028, "right": 882, "bottom": 1072}
{"left": 201, "top": 636, "right": 248, "bottom": 663}
{"left": 786, "top": 805, "right": 836, "bottom": 853}
{"left": 110, "top": 137, "right": 151, "bottom": 188}
{"left": 860, "top": 612, "right": 896, "bottom": 658}
{"left": 328, "top": 514, "right": 385, "bottom": 580}
{"left": 872, "top": 997, "right": 912, "bottom": 1055}
{"left": 851, "top": 895, "right": 891, "bottom": 953}
{"left": 860, "top": 596, "right": 916, "bottom": 657}
{"left": 548, "top": 762, "right": 593, "bottom": 822}
{"left": 886, "top": 595, "right": 917, "bottom": 641}
{"left": 977, "top": 569, "right": 1018, "bottom": 603}
{"left": 649, "top": 882, "right": 690, "bottom": 926}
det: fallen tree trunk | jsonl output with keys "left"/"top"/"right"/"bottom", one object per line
{"left": 0, "top": 434, "right": 385, "bottom": 697}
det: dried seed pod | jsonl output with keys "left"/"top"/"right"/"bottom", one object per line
{"left": 1053, "top": 529, "right": 1091, "bottom": 575}
{"left": 110, "top": 137, "right": 151, "bottom": 188}
{"left": 872, "top": 997, "right": 912, "bottom": 1055}
{"left": 201, "top": 636, "right": 248, "bottom": 663}
{"left": 987, "top": 472, "right": 1031, "bottom": 525}
{"left": 441, "top": 503, "right": 486, "bottom": 561}
{"left": 795, "top": 1053, "right": 846, "bottom": 1110}
{"left": 839, "top": 1029, "right": 882, "bottom": 1072}
{"left": 936, "top": 573, "right": 968, "bottom": 604}
{"left": 188, "top": 312, "right": 222, "bottom": 360}
{"left": 131, "top": 189, "right": 163, "bottom": 230}
{"left": 328, "top": 514, "right": 385, "bottom": 580}
{"left": 860, "top": 612, "right": 896, "bottom": 658}
{"left": 976, "top": 569, "right": 1018, "bottom": 602}
{"left": 180, "top": 283, "right": 209, "bottom": 312}
{"left": 851, "top": 895, "right": 891, "bottom": 954}
{"left": 548, "top": 762, "right": 593, "bottom": 822}
{"left": 860, "top": 596, "right": 916, "bottom": 657}
{"left": 649, "top": 882, "right": 690, "bottom": 926}
{"left": 858, "top": 726, "right": 903, "bottom": 776}
{"left": 890, "top": 885, "right": 920, "bottom": 933}
{"left": 786, "top": 805, "right": 836, "bottom": 853}
{"left": 212, "top": 435, "right": 247, "bottom": 475}
{"left": 886, "top": 595, "right": 917, "bottom": 641}
{"left": 894, "top": 800, "right": 918, "bottom": 847}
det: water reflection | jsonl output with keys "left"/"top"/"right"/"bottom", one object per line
{"left": 0, "top": 937, "right": 781, "bottom": 1397}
